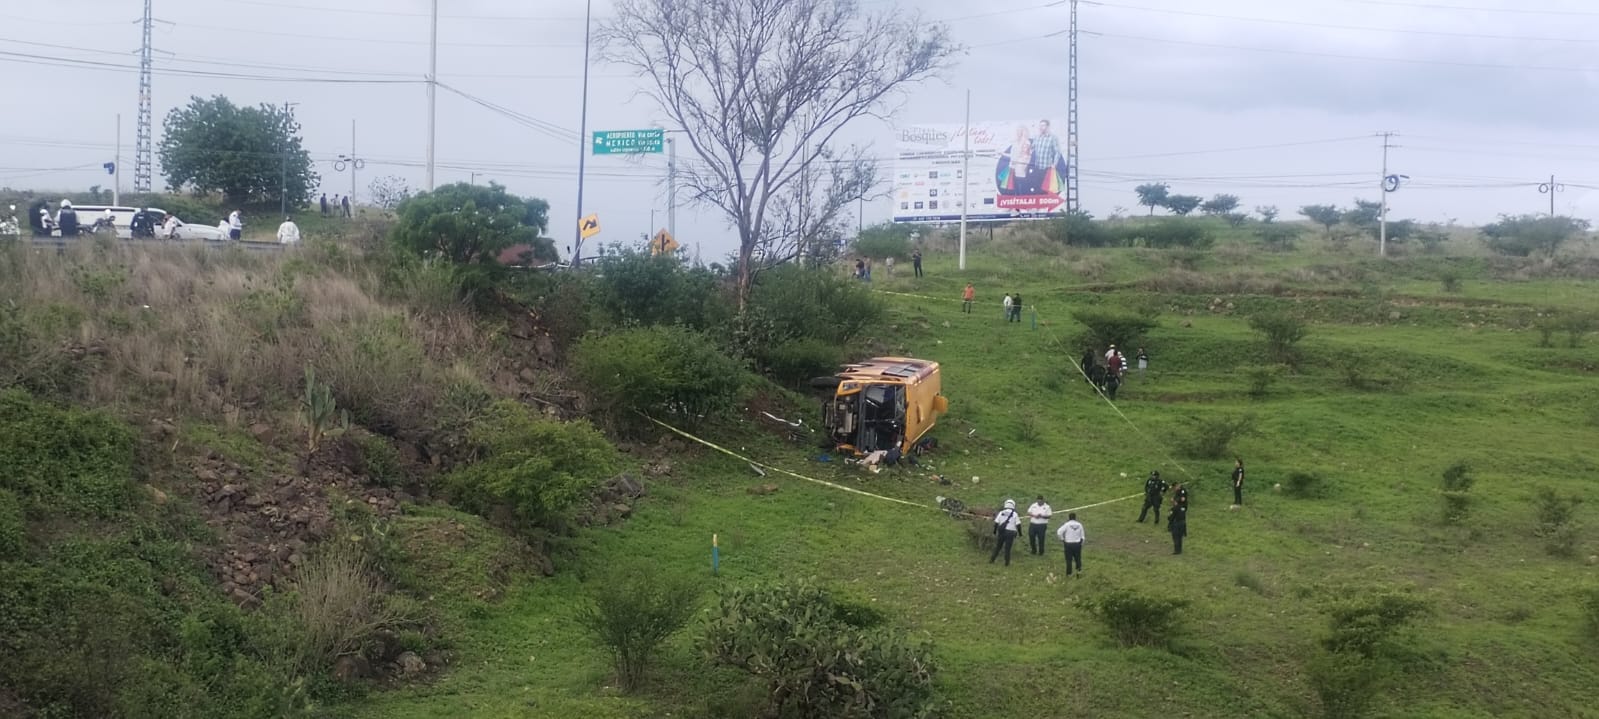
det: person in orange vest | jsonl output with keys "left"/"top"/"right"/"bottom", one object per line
{"left": 962, "top": 283, "right": 975, "bottom": 313}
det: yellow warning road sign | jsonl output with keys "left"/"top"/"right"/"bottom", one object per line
{"left": 650, "top": 228, "right": 678, "bottom": 255}
{"left": 579, "top": 214, "right": 601, "bottom": 239}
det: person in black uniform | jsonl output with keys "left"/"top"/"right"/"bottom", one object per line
{"left": 55, "top": 200, "right": 79, "bottom": 237}
{"left": 1231, "top": 457, "right": 1245, "bottom": 507}
{"left": 1168, "top": 498, "right": 1188, "bottom": 555}
{"left": 1137, "top": 471, "right": 1167, "bottom": 525}
{"left": 1171, "top": 481, "right": 1189, "bottom": 510}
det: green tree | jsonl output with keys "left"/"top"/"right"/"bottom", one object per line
{"left": 1134, "top": 182, "right": 1170, "bottom": 215}
{"left": 1480, "top": 214, "right": 1589, "bottom": 257}
{"left": 158, "top": 95, "right": 317, "bottom": 208}
{"left": 1200, "top": 193, "right": 1241, "bottom": 216}
{"left": 1299, "top": 204, "right": 1342, "bottom": 238}
{"left": 391, "top": 182, "right": 553, "bottom": 265}
{"left": 1163, "top": 194, "right": 1203, "bottom": 216}
{"left": 1255, "top": 205, "right": 1279, "bottom": 223}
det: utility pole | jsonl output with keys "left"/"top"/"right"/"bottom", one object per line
{"left": 573, "top": 0, "right": 594, "bottom": 265}
{"left": 470, "top": 172, "right": 479, "bottom": 186}
{"left": 113, "top": 114, "right": 121, "bottom": 206}
{"left": 666, "top": 136, "right": 677, "bottom": 243}
{"left": 1377, "top": 131, "right": 1398, "bottom": 258}
{"left": 799, "top": 113, "right": 809, "bottom": 267}
{"left": 280, "top": 102, "right": 297, "bottom": 217}
{"left": 333, "top": 123, "right": 365, "bottom": 213}
{"left": 959, "top": 89, "right": 971, "bottom": 271}
{"left": 426, "top": 0, "right": 438, "bottom": 191}
{"left": 1539, "top": 175, "right": 1564, "bottom": 216}
{"left": 1065, "top": 0, "right": 1080, "bottom": 213}
{"left": 134, "top": 0, "right": 154, "bottom": 192}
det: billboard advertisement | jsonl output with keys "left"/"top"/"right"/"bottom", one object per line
{"left": 892, "top": 120, "right": 1068, "bottom": 224}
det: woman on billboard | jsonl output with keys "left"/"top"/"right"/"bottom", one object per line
{"left": 995, "top": 120, "right": 1067, "bottom": 204}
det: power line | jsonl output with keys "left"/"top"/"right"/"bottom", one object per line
{"left": 1085, "top": 29, "right": 1599, "bottom": 74}
{"left": 0, "top": 50, "right": 426, "bottom": 84}
{"left": 1332, "top": 0, "right": 1599, "bottom": 17}
{"left": 1087, "top": 0, "right": 1599, "bottom": 46}
{"left": 435, "top": 82, "right": 580, "bottom": 143}
{"left": 1085, "top": 136, "right": 1372, "bottom": 162}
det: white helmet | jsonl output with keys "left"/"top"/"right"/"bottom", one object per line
{"left": 59, "top": 199, "right": 72, "bottom": 209}
{"left": 1003, "top": 499, "right": 1016, "bottom": 509}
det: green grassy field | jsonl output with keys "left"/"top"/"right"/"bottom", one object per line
{"left": 347, "top": 244, "right": 1599, "bottom": 719}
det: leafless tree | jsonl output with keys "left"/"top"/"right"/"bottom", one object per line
{"left": 599, "top": 0, "right": 958, "bottom": 306}
{"left": 367, "top": 175, "right": 414, "bottom": 210}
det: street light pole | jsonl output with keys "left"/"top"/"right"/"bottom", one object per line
{"left": 573, "top": 0, "right": 593, "bottom": 265}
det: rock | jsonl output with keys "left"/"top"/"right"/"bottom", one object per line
{"left": 534, "top": 334, "right": 557, "bottom": 362}
{"left": 1389, "top": 310, "right": 1403, "bottom": 320}
{"left": 396, "top": 651, "right": 427, "bottom": 677}
{"left": 249, "top": 423, "right": 273, "bottom": 441}
{"left": 143, "top": 484, "right": 169, "bottom": 505}
{"left": 196, "top": 467, "right": 219, "bottom": 482}
{"left": 370, "top": 629, "right": 402, "bottom": 662}
{"left": 151, "top": 419, "right": 177, "bottom": 437}
{"left": 613, "top": 504, "right": 632, "bottom": 519}
{"left": 537, "top": 554, "right": 555, "bottom": 577}
{"left": 1181, "top": 320, "right": 1193, "bottom": 328}
{"left": 610, "top": 474, "right": 645, "bottom": 499}
{"left": 747, "top": 483, "right": 780, "bottom": 496}
{"left": 644, "top": 460, "right": 673, "bottom": 478}
{"left": 333, "top": 655, "right": 373, "bottom": 682}
{"left": 287, "top": 552, "right": 304, "bottom": 567}
{"left": 518, "top": 368, "right": 538, "bottom": 384}
{"left": 244, "top": 494, "right": 267, "bottom": 508}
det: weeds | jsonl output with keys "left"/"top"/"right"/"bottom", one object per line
{"left": 1017, "top": 413, "right": 1041, "bottom": 443}
{"left": 1176, "top": 414, "right": 1256, "bottom": 460}
{"left": 1235, "top": 571, "right": 1267, "bottom": 595}
{"left": 576, "top": 573, "right": 699, "bottom": 692}
{"left": 1440, "top": 462, "right": 1474, "bottom": 525}
{"left": 1285, "top": 472, "right": 1331, "bottom": 500}
{"left": 1082, "top": 588, "right": 1190, "bottom": 649}
{"left": 1245, "top": 365, "right": 1283, "bottom": 399}
{"left": 1532, "top": 488, "right": 1582, "bottom": 558}
{"left": 300, "top": 367, "right": 349, "bottom": 452}
{"left": 274, "top": 546, "right": 417, "bottom": 677}
{"left": 1249, "top": 312, "right": 1309, "bottom": 364}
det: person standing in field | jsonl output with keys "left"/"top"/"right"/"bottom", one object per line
{"left": 1137, "top": 471, "right": 1167, "bottom": 525}
{"left": 1001, "top": 293, "right": 1013, "bottom": 321}
{"left": 1168, "top": 500, "right": 1187, "bottom": 555}
{"left": 962, "top": 283, "right": 975, "bottom": 313}
{"left": 1026, "top": 495, "right": 1053, "bottom": 556}
{"left": 1231, "top": 458, "right": 1245, "bottom": 508}
{"left": 319, "top": 193, "right": 329, "bottom": 217}
{"left": 227, "top": 209, "right": 243, "bottom": 240}
{"left": 912, "top": 249, "right": 923, "bottom": 277}
{"left": 277, "top": 216, "right": 301, "bottom": 245}
{"left": 990, "top": 499, "right": 1022, "bottom": 566}
{"left": 56, "top": 200, "right": 79, "bottom": 237}
{"left": 885, "top": 255, "right": 895, "bottom": 276}
{"left": 341, "top": 194, "right": 352, "bottom": 218}
{"left": 1057, "top": 512, "right": 1085, "bottom": 577}
{"left": 1137, "top": 347, "right": 1150, "bottom": 374}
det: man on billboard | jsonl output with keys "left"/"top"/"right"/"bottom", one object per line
{"left": 994, "top": 119, "right": 1067, "bottom": 212}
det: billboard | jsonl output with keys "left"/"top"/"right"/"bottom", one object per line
{"left": 892, "top": 120, "right": 1068, "bottom": 224}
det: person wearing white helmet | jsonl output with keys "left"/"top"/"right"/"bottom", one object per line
{"left": 1, "top": 205, "right": 19, "bottom": 240}
{"left": 989, "top": 498, "right": 1023, "bottom": 566}
{"left": 276, "top": 216, "right": 301, "bottom": 245}
{"left": 56, "top": 199, "right": 79, "bottom": 237}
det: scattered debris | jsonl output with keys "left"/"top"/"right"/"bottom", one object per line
{"left": 748, "top": 483, "right": 780, "bottom": 496}
{"left": 748, "top": 462, "right": 767, "bottom": 477}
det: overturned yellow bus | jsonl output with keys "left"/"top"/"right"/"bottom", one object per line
{"left": 817, "top": 357, "right": 948, "bottom": 456}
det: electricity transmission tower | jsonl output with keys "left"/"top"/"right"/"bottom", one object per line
{"left": 135, "top": 0, "right": 154, "bottom": 192}
{"left": 1065, "top": 0, "right": 1080, "bottom": 214}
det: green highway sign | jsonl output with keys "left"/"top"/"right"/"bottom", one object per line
{"left": 592, "top": 129, "right": 664, "bottom": 155}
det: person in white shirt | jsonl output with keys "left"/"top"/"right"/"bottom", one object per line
{"left": 1057, "top": 512, "right": 1085, "bottom": 577}
{"left": 227, "top": 210, "right": 243, "bottom": 240}
{"left": 1026, "top": 495, "right": 1053, "bottom": 556}
{"left": 276, "top": 216, "right": 301, "bottom": 245}
{"left": 1001, "top": 294, "right": 1013, "bottom": 321}
{"left": 216, "top": 218, "right": 231, "bottom": 241}
{"left": 989, "top": 499, "right": 1022, "bottom": 566}
{"left": 161, "top": 213, "right": 179, "bottom": 239}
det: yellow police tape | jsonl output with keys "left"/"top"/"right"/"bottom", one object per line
{"left": 643, "top": 415, "right": 1144, "bottom": 516}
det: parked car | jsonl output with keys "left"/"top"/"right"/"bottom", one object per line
{"left": 145, "top": 209, "right": 227, "bottom": 241}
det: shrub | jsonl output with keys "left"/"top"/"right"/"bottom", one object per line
{"left": 1082, "top": 587, "right": 1190, "bottom": 649}
{"left": 1071, "top": 308, "right": 1160, "bottom": 350}
{"left": 1438, "top": 268, "right": 1463, "bottom": 293}
{"left": 352, "top": 431, "right": 405, "bottom": 488}
{"left": 1440, "top": 461, "right": 1474, "bottom": 525}
{"left": 0, "top": 487, "right": 23, "bottom": 558}
{"left": 1257, "top": 221, "right": 1301, "bottom": 251}
{"left": 272, "top": 546, "right": 416, "bottom": 677}
{"left": 571, "top": 325, "right": 747, "bottom": 426}
{"left": 576, "top": 573, "right": 699, "bottom": 692}
{"left": 392, "top": 182, "right": 553, "bottom": 266}
{"left": 1321, "top": 593, "right": 1430, "bottom": 659}
{"left": 1307, "top": 650, "right": 1381, "bottom": 719}
{"left": 757, "top": 338, "right": 842, "bottom": 388}
{"left": 445, "top": 401, "right": 618, "bottom": 529}
{"left": 1560, "top": 312, "right": 1594, "bottom": 348}
{"left": 1285, "top": 472, "right": 1331, "bottom": 499}
{"left": 1114, "top": 219, "right": 1214, "bottom": 249}
{"left": 1016, "top": 413, "right": 1041, "bottom": 443}
{"left": 1176, "top": 414, "right": 1255, "bottom": 460}
{"left": 1532, "top": 487, "right": 1583, "bottom": 558}
{"left": 318, "top": 317, "right": 436, "bottom": 439}
{"left": 962, "top": 517, "right": 996, "bottom": 553}
{"left": 1245, "top": 365, "right": 1283, "bottom": 399}
{"left": 1249, "top": 312, "right": 1309, "bottom": 364}
{"left": 746, "top": 264, "right": 884, "bottom": 347}
{"left": 0, "top": 389, "right": 136, "bottom": 518}
{"left": 702, "top": 581, "right": 938, "bottom": 719}
{"left": 1234, "top": 570, "right": 1267, "bottom": 595}
{"left": 1580, "top": 588, "right": 1599, "bottom": 640}
{"left": 1480, "top": 214, "right": 1588, "bottom": 257}
{"left": 852, "top": 222, "right": 916, "bottom": 258}
{"left": 589, "top": 250, "right": 729, "bottom": 331}
{"left": 1040, "top": 210, "right": 1114, "bottom": 247}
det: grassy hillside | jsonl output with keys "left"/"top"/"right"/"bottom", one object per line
{"left": 347, "top": 241, "right": 1599, "bottom": 718}
{"left": 4, "top": 217, "right": 1598, "bottom": 718}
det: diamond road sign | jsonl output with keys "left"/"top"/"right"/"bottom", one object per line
{"left": 592, "top": 129, "right": 664, "bottom": 155}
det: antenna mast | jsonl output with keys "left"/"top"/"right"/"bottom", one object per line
{"left": 135, "top": 0, "right": 154, "bottom": 192}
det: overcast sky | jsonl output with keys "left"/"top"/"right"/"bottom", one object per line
{"left": 5, "top": 0, "right": 1599, "bottom": 259}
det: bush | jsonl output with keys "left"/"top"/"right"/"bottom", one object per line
{"left": 1071, "top": 308, "right": 1160, "bottom": 350}
{"left": 1082, "top": 588, "right": 1190, "bottom": 649}
{"left": 702, "top": 581, "right": 939, "bottom": 719}
{"left": 1307, "top": 650, "right": 1381, "bottom": 719}
{"left": 1321, "top": 593, "right": 1430, "bottom": 659}
{"left": 392, "top": 182, "right": 553, "bottom": 265}
{"left": 1560, "top": 312, "right": 1594, "bottom": 348}
{"left": 1439, "top": 268, "right": 1463, "bottom": 293}
{"left": 1041, "top": 210, "right": 1115, "bottom": 247}
{"left": 1480, "top": 214, "right": 1588, "bottom": 257}
{"left": 0, "top": 487, "right": 23, "bottom": 558}
{"left": 1532, "top": 487, "right": 1583, "bottom": 557}
{"left": 1245, "top": 365, "right": 1283, "bottom": 399}
{"left": 0, "top": 389, "right": 136, "bottom": 518}
{"left": 1114, "top": 219, "right": 1215, "bottom": 249}
{"left": 590, "top": 250, "right": 729, "bottom": 331}
{"left": 352, "top": 431, "right": 405, "bottom": 488}
{"left": 1017, "top": 413, "right": 1041, "bottom": 443}
{"left": 1176, "top": 414, "right": 1255, "bottom": 460}
{"left": 746, "top": 264, "right": 884, "bottom": 347}
{"left": 445, "top": 401, "right": 618, "bottom": 529}
{"left": 271, "top": 546, "right": 416, "bottom": 677}
{"left": 571, "top": 325, "right": 748, "bottom": 427}
{"left": 1234, "top": 570, "right": 1267, "bottom": 595}
{"left": 577, "top": 573, "right": 699, "bottom": 692}
{"left": 757, "top": 338, "right": 843, "bottom": 388}
{"left": 1249, "top": 312, "right": 1309, "bottom": 364}
{"left": 852, "top": 222, "right": 916, "bottom": 259}
{"left": 962, "top": 517, "right": 996, "bottom": 553}
{"left": 1440, "top": 461, "right": 1474, "bottom": 525}
{"left": 1285, "top": 472, "right": 1331, "bottom": 499}
{"left": 1580, "top": 588, "right": 1599, "bottom": 640}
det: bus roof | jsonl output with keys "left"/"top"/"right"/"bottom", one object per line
{"left": 836, "top": 357, "right": 938, "bottom": 383}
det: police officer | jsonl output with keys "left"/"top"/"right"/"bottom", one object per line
{"left": 1168, "top": 497, "right": 1188, "bottom": 555}
{"left": 1171, "top": 481, "right": 1189, "bottom": 510}
{"left": 1231, "top": 457, "right": 1245, "bottom": 507}
{"left": 1137, "top": 471, "right": 1167, "bottom": 525}
{"left": 990, "top": 499, "right": 1022, "bottom": 566}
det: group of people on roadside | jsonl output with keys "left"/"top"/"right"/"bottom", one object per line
{"left": 987, "top": 460, "right": 1248, "bottom": 570}
{"left": 319, "top": 193, "right": 352, "bottom": 219}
